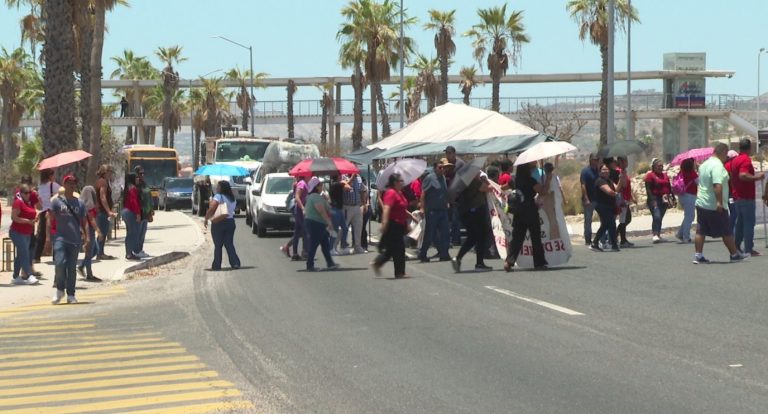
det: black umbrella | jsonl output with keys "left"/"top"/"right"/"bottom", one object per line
{"left": 597, "top": 140, "right": 646, "bottom": 158}
{"left": 448, "top": 156, "right": 487, "bottom": 198}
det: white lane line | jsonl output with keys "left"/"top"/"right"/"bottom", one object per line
{"left": 485, "top": 286, "right": 585, "bottom": 316}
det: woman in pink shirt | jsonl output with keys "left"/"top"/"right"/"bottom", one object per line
{"left": 676, "top": 158, "right": 698, "bottom": 243}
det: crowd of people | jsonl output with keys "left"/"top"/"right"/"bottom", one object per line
{"left": 2, "top": 164, "right": 159, "bottom": 304}
{"left": 271, "top": 139, "right": 768, "bottom": 278}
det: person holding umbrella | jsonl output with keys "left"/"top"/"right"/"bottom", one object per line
{"left": 302, "top": 177, "right": 338, "bottom": 272}
{"left": 675, "top": 158, "right": 698, "bottom": 243}
{"left": 204, "top": 180, "right": 241, "bottom": 271}
{"left": 505, "top": 162, "right": 550, "bottom": 272}
{"left": 50, "top": 175, "right": 88, "bottom": 305}
{"left": 451, "top": 171, "right": 492, "bottom": 273}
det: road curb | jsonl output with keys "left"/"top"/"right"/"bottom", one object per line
{"left": 119, "top": 251, "right": 191, "bottom": 276}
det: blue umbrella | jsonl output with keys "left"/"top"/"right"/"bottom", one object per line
{"left": 194, "top": 164, "right": 249, "bottom": 176}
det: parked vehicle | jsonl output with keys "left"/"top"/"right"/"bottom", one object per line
{"left": 250, "top": 172, "right": 295, "bottom": 237}
{"left": 158, "top": 177, "right": 193, "bottom": 211}
{"left": 120, "top": 145, "right": 179, "bottom": 208}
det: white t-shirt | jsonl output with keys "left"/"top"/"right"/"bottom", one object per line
{"left": 38, "top": 181, "right": 61, "bottom": 212}
{"left": 213, "top": 193, "right": 236, "bottom": 219}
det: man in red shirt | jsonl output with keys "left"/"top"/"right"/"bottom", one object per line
{"left": 728, "top": 138, "right": 765, "bottom": 256}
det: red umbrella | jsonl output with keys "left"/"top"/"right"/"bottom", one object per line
{"left": 669, "top": 147, "right": 714, "bottom": 167}
{"left": 37, "top": 150, "right": 92, "bottom": 170}
{"left": 289, "top": 157, "right": 359, "bottom": 177}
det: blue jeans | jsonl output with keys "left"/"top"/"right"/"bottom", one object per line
{"left": 419, "top": 209, "right": 450, "bottom": 260}
{"left": 734, "top": 199, "right": 756, "bottom": 253}
{"left": 121, "top": 209, "right": 139, "bottom": 257}
{"left": 306, "top": 219, "right": 334, "bottom": 270}
{"left": 648, "top": 196, "right": 668, "bottom": 235}
{"left": 96, "top": 211, "right": 110, "bottom": 256}
{"left": 582, "top": 201, "right": 595, "bottom": 243}
{"left": 54, "top": 239, "right": 80, "bottom": 296}
{"left": 290, "top": 209, "right": 306, "bottom": 256}
{"left": 78, "top": 226, "right": 98, "bottom": 275}
{"left": 211, "top": 218, "right": 240, "bottom": 270}
{"left": 594, "top": 203, "right": 617, "bottom": 248}
{"left": 677, "top": 193, "right": 696, "bottom": 241}
{"left": 329, "top": 207, "right": 348, "bottom": 250}
{"left": 9, "top": 230, "right": 33, "bottom": 279}
{"left": 138, "top": 219, "right": 148, "bottom": 252}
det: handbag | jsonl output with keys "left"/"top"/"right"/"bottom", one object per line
{"left": 211, "top": 201, "right": 229, "bottom": 224}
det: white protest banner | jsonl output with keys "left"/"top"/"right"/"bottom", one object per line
{"left": 487, "top": 178, "right": 572, "bottom": 269}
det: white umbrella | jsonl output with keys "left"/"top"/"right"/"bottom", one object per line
{"left": 376, "top": 159, "right": 427, "bottom": 190}
{"left": 514, "top": 141, "right": 577, "bottom": 166}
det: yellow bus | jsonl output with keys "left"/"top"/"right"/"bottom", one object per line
{"left": 120, "top": 145, "right": 180, "bottom": 206}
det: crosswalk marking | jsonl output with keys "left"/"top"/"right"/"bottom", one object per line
{"left": 0, "top": 388, "right": 243, "bottom": 414}
{"left": 0, "top": 371, "right": 221, "bottom": 397}
{"left": 0, "top": 347, "right": 188, "bottom": 369}
{"left": 0, "top": 362, "right": 208, "bottom": 387}
{"left": 0, "top": 355, "right": 200, "bottom": 377}
{"left": 0, "top": 340, "right": 182, "bottom": 360}
{"left": 0, "top": 323, "right": 95, "bottom": 334}
{"left": 0, "top": 287, "right": 127, "bottom": 319}
{"left": 0, "top": 331, "right": 162, "bottom": 345}
{"left": 120, "top": 400, "right": 256, "bottom": 414}
{"left": 0, "top": 336, "right": 165, "bottom": 351}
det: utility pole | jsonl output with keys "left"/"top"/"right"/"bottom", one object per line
{"left": 626, "top": 0, "right": 632, "bottom": 142}
{"left": 399, "top": 0, "right": 405, "bottom": 129}
{"left": 607, "top": 0, "right": 616, "bottom": 145}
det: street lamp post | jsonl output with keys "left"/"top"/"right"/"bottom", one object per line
{"left": 213, "top": 35, "right": 255, "bottom": 137}
{"left": 399, "top": 0, "right": 404, "bottom": 129}
{"left": 759, "top": 49, "right": 765, "bottom": 233}
{"left": 606, "top": 0, "right": 616, "bottom": 146}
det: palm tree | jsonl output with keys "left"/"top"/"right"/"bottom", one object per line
{"left": 188, "top": 88, "right": 205, "bottom": 168}
{"left": 85, "top": 0, "right": 127, "bottom": 183}
{"left": 226, "top": 68, "right": 267, "bottom": 134}
{"left": 339, "top": 0, "right": 415, "bottom": 143}
{"left": 337, "top": 36, "right": 366, "bottom": 150}
{"left": 200, "top": 77, "right": 228, "bottom": 138}
{"left": 286, "top": 79, "right": 297, "bottom": 139}
{"left": 411, "top": 54, "right": 440, "bottom": 113}
{"left": 73, "top": 0, "right": 94, "bottom": 170}
{"left": 425, "top": 9, "right": 456, "bottom": 106}
{"left": 111, "top": 50, "right": 158, "bottom": 144}
{"left": 464, "top": 4, "right": 530, "bottom": 113}
{"left": 0, "top": 47, "right": 38, "bottom": 162}
{"left": 40, "top": 0, "right": 77, "bottom": 164}
{"left": 156, "top": 45, "right": 186, "bottom": 148}
{"left": 567, "top": 0, "right": 638, "bottom": 147}
{"left": 459, "top": 66, "right": 479, "bottom": 105}
{"left": 5, "top": 0, "right": 44, "bottom": 63}
{"left": 388, "top": 76, "right": 416, "bottom": 122}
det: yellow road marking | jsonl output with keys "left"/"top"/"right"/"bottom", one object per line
{"left": 0, "top": 355, "right": 200, "bottom": 377}
{"left": 0, "top": 323, "right": 95, "bottom": 334}
{"left": 0, "top": 341, "right": 182, "bottom": 360}
{"left": 0, "top": 388, "right": 242, "bottom": 414}
{"left": 0, "top": 371, "right": 220, "bottom": 397}
{"left": 0, "top": 380, "right": 235, "bottom": 407}
{"left": 3, "top": 318, "right": 95, "bottom": 326}
{"left": 0, "top": 331, "right": 160, "bottom": 344}
{"left": 121, "top": 400, "right": 255, "bottom": 414}
{"left": 0, "top": 336, "right": 165, "bottom": 351}
{"left": 0, "top": 347, "right": 188, "bottom": 369}
{"left": 0, "top": 362, "right": 208, "bottom": 387}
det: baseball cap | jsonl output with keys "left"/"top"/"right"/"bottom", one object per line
{"left": 727, "top": 150, "right": 738, "bottom": 159}
{"left": 445, "top": 145, "right": 456, "bottom": 153}
{"left": 63, "top": 175, "right": 78, "bottom": 183}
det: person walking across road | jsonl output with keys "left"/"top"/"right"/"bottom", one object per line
{"left": 452, "top": 172, "right": 492, "bottom": 272}
{"left": 302, "top": 177, "right": 338, "bottom": 272}
{"left": 579, "top": 154, "right": 600, "bottom": 245}
{"left": 693, "top": 143, "right": 748, "bottom": 264}
{"left": 616, "top": 157, "right": 636, "bottom": 247}
{"left": 418, "top": 159, "right": 451, "bottom": 263}
{"left": 10, "top": 184, "right": 39, "bottom": 285}
{"left": 444, "top": 146, "right": 465, "bottom": 246}
{"left": 505, "top": 163, "right": 550, "bottom": 272}
{"left": 328, "top": 175, "right": 349, "bottom": 255}
{"left": 282, "top": 176, "right": 309, "bottom": 261}
{"left": 121, "top": 172, "right": 142, "bottom": 261}
{"left": 51, "top": 175, "right": 88, "bottom": 305}
{"left": 204, "top": 180, "right": 241, "bottom": 271}
{"left": 675, "top": 158, "right": 698, "bottom": 243}
{"left": 590, "top": 164, "right": 620, "bottom": 252}
{"left": 372, "top": 173, "right": 410, "bottom": 278}
{"left": 95, "top": 164, "right": 117, "bottom": 260}
{"left": 729, "top": 138, "right": 765, "bottom": 256}
{"left": 34, "top": 169, "right": 60, "bottom": 262}
{"left": 645, "top": 158, "right": 674, "bottom": 243}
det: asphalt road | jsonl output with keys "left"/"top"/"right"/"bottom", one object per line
{"left": 180, "top": 218, "right": 768, "bottom": 413}
{"left": 12, "top": 216, "right": 768, "bottom": 413}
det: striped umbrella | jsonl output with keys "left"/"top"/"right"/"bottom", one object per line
{"left": 289, "top": 157, "right": 359, "bottom": 177}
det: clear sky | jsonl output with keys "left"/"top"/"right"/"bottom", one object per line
{"left": 2, "top": 0, "right": 767, "bottom": 102}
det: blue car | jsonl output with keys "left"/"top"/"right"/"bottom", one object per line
{"left": 158, "top": 177, "right": 194, "bottom": 211}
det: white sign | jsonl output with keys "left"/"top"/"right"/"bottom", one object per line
{"left": 487, "top": 179, "right": 572, "bottom": 269}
